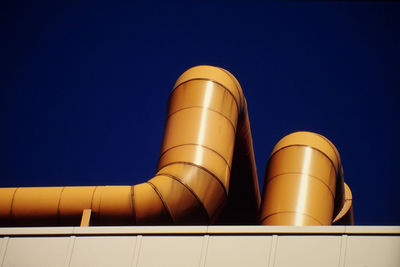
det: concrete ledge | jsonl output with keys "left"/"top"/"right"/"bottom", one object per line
{"left": 0, "top": 225, "right": 399, "bottom": 236}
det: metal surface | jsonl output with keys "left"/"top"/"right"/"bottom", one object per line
{"left": 260, "top": 131, "right": 353, "bottom": 225}
{"left": 0, "top": 67, "right": 354, "bottom": 227}
{"left": 332, "top": 182, "right": 354, "bottom": 225}
{"left": 0, "top": 65, "right": 260, "bottom": 226}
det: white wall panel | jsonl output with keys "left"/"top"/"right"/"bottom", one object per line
{"left": 274, "top": 235, "right": 341, "bottom": 267}
{"left": 0, "top": 226, "right": 399, "bottom": 267}
{"left": 345, "top": 235, "right": 400, "bottom": 267}
{"left": 205, "top": 235, "right": 271, "bottom": 267}
{"left": 2, "top": 237, "right": 70, "bottom": 267}
{"left": 137, "top": 236, "right": 203, "bottom": 267}
{"left": 69, "top": 236, "right": 136, "bottom": 267}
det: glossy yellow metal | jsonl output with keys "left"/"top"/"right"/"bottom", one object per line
{"left": 80, "top": 209, "right": 91, "bottom": 227}
{"left": 11, "top": 187, "right": 64, "bottom": 225}
{"left": 271, "top": 132, "right": 341, "bottom": 172}
{"left": 0, "top": 188, "right": 16, "bottom": 224}
{"left": 58, "top": 186, "right": 96, "bottom": 223}
{"left": 156, "top": 164, "right": 226, "bottom": 222}
{"left": 260, "top": 131, "right": 353, "bottom": 225}
{"left": 333, "top": 182, "right": 354, "bottom": 225}
{"left": 0, "top": 65, "right": 260, "bottom": 226}
{"left": 133, "top": 183, "right": 172, "bottom": 225}
{"left": 168, "top": 80, "right": 238, "bottom": 128}
{"left": 159, "top": 104, "right": 235, "bottom": 188}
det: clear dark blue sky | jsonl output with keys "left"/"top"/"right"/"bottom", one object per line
{"left": 1, "top": 2, "right": 399, "bottom": 225}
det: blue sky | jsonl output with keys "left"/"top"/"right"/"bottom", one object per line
{"left": 1, "top": 2, "right": 399, "bottom": 225}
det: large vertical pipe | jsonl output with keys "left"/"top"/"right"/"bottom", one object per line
{"left": 260, "top": 131, "right": 352, "bottom": 225}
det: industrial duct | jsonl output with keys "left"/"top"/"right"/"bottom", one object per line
{"left": 260, "top": 131, "right": 353, "bottom": 225}
{"left": 0, "top": 66, "right": 353, "bottom": 226}
{"left": 0, "top": 65, "right": 261, "bottom": 226}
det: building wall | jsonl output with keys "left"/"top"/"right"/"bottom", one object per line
{"left": 1, "top": 226, "right": 399, "bottom": 267}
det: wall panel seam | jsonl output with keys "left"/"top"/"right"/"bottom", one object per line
{"left": 131, "top": 235, "right": 142, "bottom": 267}
{"left": 0, "top": 237, "right": 9, "bottom": 267}
{"left": 63, "top": 235, "right": 76, "bottom": 267}
{"left": 268, "top": 234, "right": 278, "bottom": 267}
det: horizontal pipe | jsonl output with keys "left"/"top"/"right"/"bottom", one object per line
{"left": 0, "top": 66, "right": 260, "bottom": 226}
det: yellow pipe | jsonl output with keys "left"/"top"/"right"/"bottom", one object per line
{"left": 260, "top": 131, "right": 353, "bottom": 225}
{"left": 0, "top": 65, "right": 260, "bottom": 226}
{"left": 333, "top": 182, "right": 354, "bottom": 225}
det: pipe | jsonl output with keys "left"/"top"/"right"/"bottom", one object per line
{"left": 259, "top": 131, "right": 353, "bottom": 225}
{"left": 0, "top": 65, "right": 260, "bottom": 226}
{"left": 332, "top": 182, "right": 354, "bottom": 225}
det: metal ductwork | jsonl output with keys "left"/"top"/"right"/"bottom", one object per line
{"left": 0, "top": 65, "right": 261, "bottom": 226}
{"left": 260, "top": 131, "right": 354, "bottom": 225}
{"left": 0, "top": 66, "right": 353, "bottom": 226}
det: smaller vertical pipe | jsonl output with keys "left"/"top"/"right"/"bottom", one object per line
{"left": 260, "top": 131, "right": 342, "bottom": 225}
